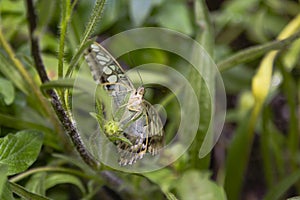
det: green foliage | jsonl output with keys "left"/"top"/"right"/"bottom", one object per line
{"left": 0, "top": 165, "right": 14, "bottom": 200}
{"left": 0, "top": 130, "right": 43, "bottom": 175}
{"left": 176, "top": 170, "right": 226, "bottom": 200}
{"left": 0, "top": 78, "right": 14, "bottom": 105}
{"left": 0, "top": 0, "right": 299, "bottom": 199}
{"left": 156, "top": 1, "right": 194, "bottom": 35}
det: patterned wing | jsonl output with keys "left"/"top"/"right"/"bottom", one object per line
{"left": 85, "top": 42, "right": 164, "bottom": 166}
{"left": 144, "top": 101, "right": 164, "bottom": 155}
{"left": 117, "top": 101, "right": 164, "bottom": 165}
{"left": 85, "top": 42, "right": 134, "bottom": 110}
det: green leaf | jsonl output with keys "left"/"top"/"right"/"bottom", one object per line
{"left": 94, "top": 0, "right": 120, "bottom": 33}
{"left": 0, "top": 0, "right": 24, "bottom": 13}
{"left": 0, "top": 164, "right": 8, "bottom": 196}
{"left": 1, "top": 183, "right": 14, "bottom": 200}
{"left": 25, "top": 172, "right": 47, "bottom": 196}
{"left": 45, "top": 173, "right": 86, "bottom": 195}
{"left": 0, "top": 78, "right": 14, "bottom": 105}
{"left": 52, "top": 154, "right": 96, "bottom": 175}
{"left": 145, "top": 168, "right": 178, "bottom": 193}
{"left": 109, "top": 135, "right": 132, "bottom": 145}
{"left": 282, "top": 38, "right": 300, "bottom": 69}
{"left": 0, "top": 113, "right": 59, "bottom": 150}
{"left": 9, "top": 182, "right": 51, "bottom": 200}
{"left": 176, "top": 170, "right": 227, "bottom": 200}
{"left": 224, "top": 0, "right": 258, "bottom": 15}
{"left": 194, "top": 0, "right": 214, "bottom": 55}
{"left": 224, "top": 113, "right": 252, "bottom": 200}
{"left": 0, "top": 165, "right": 13, "bottom": 200}
{"left": 0, "top": 53, "right": 29, "bottom": 95}
{"left": 0, "top": 130, "right": 44, "bottom": 175}
{"left": 129, "top": 0, "right": 153, "bottom": 26}
{"left": 156, "top": 2, "right": 193, "bottom": 35}
{"left": 36, "top": 0, "right": 56, "bottom": 33}
{"left": 263, "top": 169, "right": 300, "bottom": 200}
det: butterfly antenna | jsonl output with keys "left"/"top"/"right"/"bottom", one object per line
{"left": 127, "top": 51, "right": 143, "bottom": 87}
{"left": 136, "top": 69, "right": 144, "bottom": 87}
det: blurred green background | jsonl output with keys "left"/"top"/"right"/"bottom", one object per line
{"left": 0, "top": 0, "right": 300, "bottom": 199}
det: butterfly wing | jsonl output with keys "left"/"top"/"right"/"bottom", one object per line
{"left": 117, "top": 101, "right": 164, "bottom": 165}
{"left": 144, "top": 101, "right": 164, "bottom": 155}
{"left": 85, "top": 42, "right": 134, "bottom": 111}
{"left": 85, "top": 42, "right": 164, "bottom": 166}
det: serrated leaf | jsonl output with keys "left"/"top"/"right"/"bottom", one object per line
{"left": 0, "top": 78, "right": 14, "bottom": 105}
{"left": 129, "top": 0, "right": 153, "bottom": 26}
{"left": 0, "top": 130, "right": 43, "bottom": 175}
{"left": 45, "top": 173, "right": 86, "bottom": 195}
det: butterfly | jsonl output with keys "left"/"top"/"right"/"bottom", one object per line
{"left": 84, "top": 42, "right": 164, "bottom": 166}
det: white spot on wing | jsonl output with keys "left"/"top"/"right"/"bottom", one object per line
{"left": 99, "top": 61, "right": 106, "bottom": 65}
{"left": 96, "top": 54, "right": 110, "bottom": 62}
{"left": 107, "top": 75, "right": 117, "bottom": 83}
{"left": 91, "top": 44, "right": 100, "bottom": 52}
{"left": 103, "top": 66, "right": 112, "bottom": 75}
{"left": 110, "top": 65, "right": 116, "bottom": 70}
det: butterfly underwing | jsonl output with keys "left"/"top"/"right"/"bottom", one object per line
{"left": 84, "top": 42, "right": 164, "bottom": 166}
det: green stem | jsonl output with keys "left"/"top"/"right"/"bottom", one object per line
{"left": 58, "top": 0, "right": 79, "bottom": 78}
{"left": 58, "top": 0, "right": 71, "bottom": 78}
{"left": 65, "top": 0, "right": 106, "bottom": 78}
{"left": 9, "top": 166, "right": 98, "bottom": 183}
{"left": 218, "top": 31, "right": 300, "bottom": 72}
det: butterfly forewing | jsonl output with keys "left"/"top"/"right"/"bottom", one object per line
{"left": 85, "top": 42, "right": 164, "bottom": 166}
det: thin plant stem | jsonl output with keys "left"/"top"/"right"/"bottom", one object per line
{"left": 25, "top": 0, "right": 100, "bottom": 170}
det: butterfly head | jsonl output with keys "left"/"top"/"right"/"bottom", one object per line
{"left": 127, "top": 86, "right": 145, "bottom": 112}
{"left": 132, "top": 86, "right": 145, "bottom": 101}
{"left": 136, "top": 86, "right": 145, "bottom": 96}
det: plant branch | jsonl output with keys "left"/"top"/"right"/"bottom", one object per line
{"left": 25, "top": 0, "right": 100, "bottom": 170}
